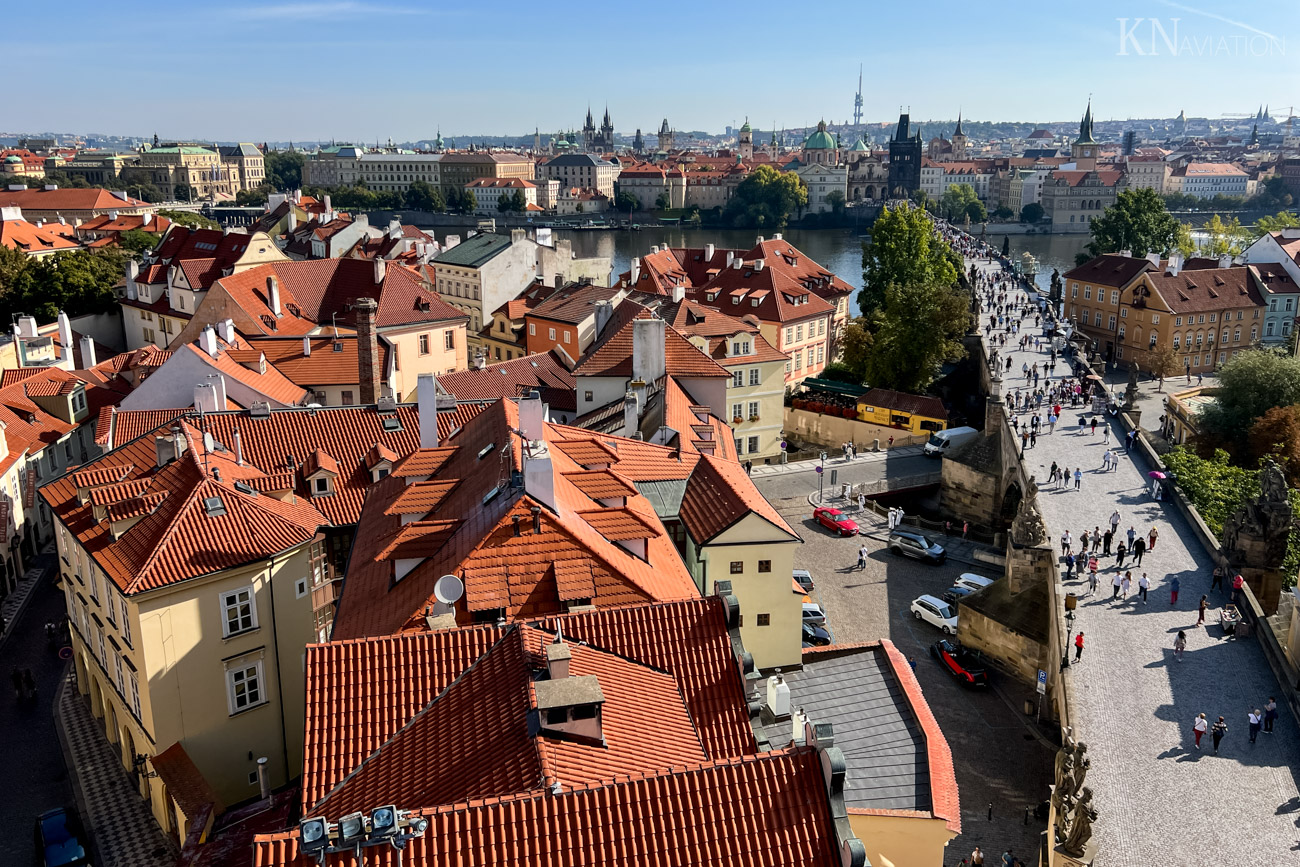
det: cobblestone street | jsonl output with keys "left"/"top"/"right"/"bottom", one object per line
{"left": 973, "top": 255, "right": 1300, "bottom": 866}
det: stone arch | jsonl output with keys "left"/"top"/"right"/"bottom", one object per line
{"left": 999, "top": 481, "right": 1024, "bottom": 526}
{"left": 73, "top": 650, "right": 88, "bottom": 696}
{"left": 104, "top": 700, "right": 119, "bottom": 744}
{"left": 88, "top": 674, "right": 104, "bottom": 720}
{"left": 121, "top": 725, "right": 135, "bottom": 774}
{"left": 865, "top": 185, "right": 876, "bottom": 200}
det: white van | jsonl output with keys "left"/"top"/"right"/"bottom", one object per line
{"left": 923, "top": 426, "right": 979, "bottom": 457}
{"left": 953, "top": 573, "right": 995, "bottom": 592}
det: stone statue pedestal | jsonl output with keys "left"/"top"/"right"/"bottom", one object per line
{"left": 1050, "top": 840, "right": 1098, "bottom": 867}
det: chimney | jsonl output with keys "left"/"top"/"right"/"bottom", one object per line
{"left": 233, "top": 427, "right": 245, "bottom": 465}
{"left": 302, "top": 336, "right": 312, "bottom": 356}
{"left": 416, "top": 372, "right": 439, "bottom": 447}
{"left": 79, "top": 335, "right": 96, "bottom": 368}
{"left": 388, "top": 218, "right": 401, "bottom": 240}
{"left": 511, "top": 228, "right": 526, "bottom": 244}
{"left": 1218, "top": 254, "right": 1231, "bottom": 269}
{"left": 531, "top": 505, "right": 542, "bottom": 533}
{"left": 623, "top": 389, "right": 639, "bottom": 438}
{"left": 756, "top": 235, "right": 765, "bottom": 244}
{"left": 211, "top": 373, "right": 227, "bottom": 410}
{"left": 474, "top": 352, "right": 486, "bottom": 370}
{"left": 256, "top": 757, "right": 270, "bottom": 801}
{"left": 511, "top": 514, "right": 521, "bottom": 536}
{"left": 356, "top": 297, "right": 381, "bottom": 404}
{"left": 219, "top": 318, "right": 236, "bottom": 344}
{"left": 0, "top": 206, "right": 20, "bottom": 222}
{"left": 200, "top": 325, "right": 219, "bottom": 358}
{"left": 629, "top": 256, "right": 641, "bottom": 284}
{"left": 267, "top": 276, "right": 281, "bottom": 316}
{"left": 1118, "top": 249, "right": 1132, "bottom": 257}
{"left": 193, "top": 382, "right": 220, "bottom": 414}
{"left": 773, "top": 232, "right": 783, "bottom": 241}
{"left": 593, "top": 299, "right": 613, "bottom": 337}
{"left": 754, "top": 259, "right": 765, "bottom": 272}
{"left": 546, "top": 640, "right": 572, "bottom": 680}
{"left": 1166, "top": 253, "right": 1183, "bottom": 276}
{"left": 733, "top": 256, "right": 743, "bottom": 270}
{"left": 704, "top": 243, "right": 715, "bottom": 260}
{"left": 57, "top": 311, "right": 73, "bottom": 364}
{"left": 154, "top": 435, "right": 176, "bottom": 468}
{"left": 323, "top": 194, "right": 332, "bottom": 212}
{"left": 18, "top": 316, "right": 37, "bottom": 339}
{"left": 126, "top": 259, "right": 139, "bottom": 301}
{"left": 725, "top": 251, "right": 735, "bottom": 267}
{"left": 672, "top": 284, "right": 685, "bottom": 303}
{"left": 766, "top": 672, "right": 791, "bottom": 720}
{"left": 286, "top": 211, "right": 297, "bottom": 232}
{"left": 1145, "top": 251, "right": 1160, "bottom": 268}
{"left": 373, "top": 256, "right": 386, "bottom": 283}
{"left": 632, "top": 317, "right": 666, "bottom": 384}
{"left": 142, "top": 212, "right": 153, "bottom": 226}
{"left": 519, "top": 389, "right": 547, "bottom": 442}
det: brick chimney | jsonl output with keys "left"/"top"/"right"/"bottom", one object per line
{"left": 355, "top": 296, "right": 381, "bottom": 404}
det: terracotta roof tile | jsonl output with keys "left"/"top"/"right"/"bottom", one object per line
{"left": 149, "top": 742, "right": 223, "bottom": 819}
{"left": 562, "top": 469, "right": 636, "bottom": 501}
{"left": 576, "top": 506, "right": 660, "bottom": 540}
{"left": 574, "top": 310, "right": 731, "bottom": 379}
{"left": 678, "top": 454, "right": 798, "bottom": 544}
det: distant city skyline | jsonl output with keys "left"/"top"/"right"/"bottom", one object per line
{"left": 5, "top": 0, "right": 1295, "bottom": 142}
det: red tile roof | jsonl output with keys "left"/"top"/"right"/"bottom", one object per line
{"left": 678, "top": 453, "right": 798, "bottom": 544}
{"left": 1143, "top": 266, "right": 1264, "bottom": 314}
{"left": 574, "top": 310, "right": 731, "bottom": 379}
{"left": 525, "top": 282, "right": 622, "bottom": 325}
{"left": 858, "top": 387, "right": 947, "bottom": 420}
{"left": 76, "top": 213, "right": 170, "bottom": 236}
{"left": 0, "top": 217, "right": 81, "bottom": 254}
{"left": 0, "top": 188, "right": 150, "bottom": 212}
{"left": 438, "top": 350, "right": 576, "bottom": 410}
{"left": 150, "top": 742, "right": 224, "bottom": 819}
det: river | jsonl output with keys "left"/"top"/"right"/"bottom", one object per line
{"left": 551, "top": 226, "right": 1088, "bottom": 315}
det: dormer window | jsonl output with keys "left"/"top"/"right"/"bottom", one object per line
{"left": 312, "top": 476, "right": 332, "bottom": 495}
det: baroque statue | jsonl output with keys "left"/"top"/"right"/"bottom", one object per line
{"left": 1061, "top": 787, "right": 1097, "bottom": 857}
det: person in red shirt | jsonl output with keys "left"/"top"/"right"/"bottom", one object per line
{"left": 1074, "top": 631, "right": 1085, "bottom": 661}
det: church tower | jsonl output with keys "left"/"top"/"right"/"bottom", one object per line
{"left": 951, "top": 112, "right": 968, "bottom": 160}
{"left": 1071, "top": 100, "right": 1098, "bottom": 170}
{"left": 738, "top": 118, "right": 753, "bottom": 161}
{"left": 657, "top": 118, "right": 673, "bottom": 152}
{"left": 599, "top": 107, "right": 614, "bottom": 152}
{"left": 633, "top": 128, "right": 645, "bottom": 154}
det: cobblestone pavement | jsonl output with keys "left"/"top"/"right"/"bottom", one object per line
{"left": 972, "top": 256, "right": 1300, "bottom": 866}
{"left": 752, "top": 476, "right": 1055, "bottom": 861}
{"left": 55, "top": 669, "right": 177, "bottom": 867}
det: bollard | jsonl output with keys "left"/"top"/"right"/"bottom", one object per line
{"left": 987, "top": 803, "right": 993, "bottom": 821}
{"left": 872, "top": 438, "right": 880, "bottom": 452}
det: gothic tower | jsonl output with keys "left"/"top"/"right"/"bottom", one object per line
{"left": 657, "top": 118, "right": 673, "bottom": 152}
{"left": 1071, "top": 100, "right": 1098, "bottom": 169}
{"left": 738, "top": 118, "right": 753, "bottom": 161}
{"left": 887, "top": 110, "right": 922, "bottom": 196}
{"left": 951, "top": 112, "right": 968, "bottom": 160}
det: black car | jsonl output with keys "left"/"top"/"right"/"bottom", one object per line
{"left": 802, "top": 622, "right": 833, "bottom": 647}
{"left": 929, "top": 639, "right": 989, "bottom": 687}
{"left": 942, "top": 585, "right": 976, "bottom": 607}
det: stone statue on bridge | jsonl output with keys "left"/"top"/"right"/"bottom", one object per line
{"left": 1061, "top": 787, "right": 1097, "bottom": 857}
{"left": 1011, "top": 477, "right": 1047, "bottom": 548}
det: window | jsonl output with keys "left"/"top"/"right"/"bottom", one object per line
{"left": 1111, "top": 291, "right": 1119, "bottom": 304}
{"left": 418, "top": 334, "right": 430, "bottom": 355}
{"left": 583, "top": 390, "right": 593, "bottom": 402}
{"left": 794, "top": 350, "right": 803, "bottom": 370}
{"left": 313, "top": 476, "right": 331, "bottom": 495}
{"left": 1108, "top": 315, "right": 1116, "bottom": 330}
{"left": 1120, "top": 308, "right": 1128, "bottom": 319}
{"left": 129, "top": 671, "right": 140, "bottom": 718}
{"left": 341, "top": 390, "right": 354, "bottom": 405}
{"left": 732, "top": 371, "right": 744, "bottom": 388}
{"left": 1084, "top": 287, "right": 1092, "bottom": 300}
{"left": 729, "top": 561, "right": 743, "bottom": 574}
{"left": 529, "top": 323, "right": 536, "bottom": 336}
{"left": 1175, "top": 317, "right": 1183, "bottom": 327}
{"left": 795, "top": 325, "right": 803, "bottom": 341}
{"left": 90, "top": 570, "right": 99, "bottom": 602}
{"left": 749, "top": 368, "right": 760, "bottom": 386}
{"left": 758, "top": 559, "right": 771, "bottom": 573}
{"left": 222, "top": 586, "right": 257, "bottom": 637}
{"left": 1209, "top": 314, "right": 1217, "bottom": 323}
{"left": 1251, "top": 326, "right": 1258, "bottom": 341}
{"left": 747, "top": 435, "right": 759, "bottom": 453}
{"left": 732, "top": 403, "right": 743, "bottom": 420}
{"left": 1117, "top": 324, "right": 1125, "bottom": 338}
{"left": 818, "top": 319, "right": 826, "bottom": 336}
{"left": 735, "top": 437, "right": 742, "bottom": 454}
{"left": 142, "top": 327, "right": 155, "bottom": 343}
{"left": 748, "top": 401, "right": 759, "bottom": 419}
{"left": 1081, "top": 311, "right": 1090, "bottom": 325}
{"left": 562, "top": 330, "right": 571, "bottom": 344}
{"left": 1198, "top": 315, "right": 1205, "bottom": 324}
{"left": 548, "top": 327, "right": 556, "bottom": 341}
{"left": 756, "top": 613, "right": 771, "bottom": 626}
{"left": 226, "top": 659, "right": 265, "bottom": 714}
{"left": 817, "top": 345, "right": 824, "bottom": 363}
{"left": 95, "top": 625, "right": 106, "bottom": 663}
{"left": 120, "top": 598, "right": 131, "bottom": 647}
{"left": 113, "top": 652, "right": 124, "bottom": 695}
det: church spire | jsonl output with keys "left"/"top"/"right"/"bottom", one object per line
{"left": 954, "top": 111, "right": 964, "bottom": 137}
{"left": 1075, "top": 99, "right": 1096, "bottom": 145}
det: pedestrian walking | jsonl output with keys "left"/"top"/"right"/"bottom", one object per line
{"left": 1211, "top": 565, "right": 1225, "bottom": 591}
{"left": 1197, "top": 595, "right": 1208, "bottom": 625}
{"left": 1232, "top": 573, "right": 1244, "bottom": 606}
{"left": 1078, "top": 529, "right": 1089, "bottom": 553}
{"left": 1134, "top": 571, "right": 1147, "bottom": 603}
{"left": 1088, "top": 569, "right": 1099, "bottom": 596}
{"left": 1061, "top": 530, "right": 1072, "bottom": 555}
{"left": 1133, "top": 537, "right": 1146, "bottom": 565}
{"left": 1074, "top": 631, "right": 1084, "bottom": 661}
{"left": 1074, "top": 468, "right": 1082, "bottom": 489}
{"left": 1212, "top": 716, "right": 1228, "bottom": 753}
{"left": 744, "top": 459, "right": 753, "bottom": 475}
{"left": 1264, "top": 697, "right": 1278, "bottom": 734}
{"left": 1174, "top": 630, "right": 1187, "bottom": 662}
{"left": 1103, "top": 425, "right": 1110, "bottom": 445}
{"left": 857, "top": 545, "right": 867, "bottom": 571}
{"left": 858, "top": 493, "right": 866, "bottom": 512}
{"left": 1148, "top": 527, "right": 1159, "bottom": 551}
{"left": 962, "top": 521, "right": 969, "bottom": 540}
{"left": 1065, "top": 552, "right": 1076, "bottom": 578}
{"left": 1193, "top": 713, "right": 1208, "bottom": 749}
{"left": 1091, "top": 418, "right": 1098, "bottom": 435}
{"left": 1171, "top": 575, "right": 1180, "bottom": 605}
{"left": 1121, "top": 573, "right": 1132, "bottom": 598}
{"left": 1127, "top": 526, "right": 1136, "bottom": 547}
{"left": 1112, "top": 572, "right": 1123, "bottom": 600}
{"left": 1092, "top": 526, "right": 1102, "bottom": 553}
{"left": 1116, "top": 541, "right": 1127, "bottom": 568}
{"left": 1030, "top": 430, "right": 1037, "bottom": 448}
{"left": 971, "top": 846, "right": 985, "bottom": 866}
{"left": 1248, "top": 709, "right": 1262, "bottom": 744}
{"left": 1103, "top": 528, "right": 1113, "bottom": 555}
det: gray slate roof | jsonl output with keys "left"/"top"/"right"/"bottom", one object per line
{"left": 433, "top": 233, "right": 513, "bottom": 268}
{"left": 754, "top": 647, "right": 932, "bottom": 813}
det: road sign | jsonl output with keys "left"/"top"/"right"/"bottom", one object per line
{"left": 830, "top": 469, "right": 838, "bottom": 486}
{"left": 1036, "top": 669, "right": 1047, "bottom": 695}
{"left": 815, "top": 465, "right": 823, "bottom": 474}
{"left": 780, "top": 441, "right": 787, "bottom": 450}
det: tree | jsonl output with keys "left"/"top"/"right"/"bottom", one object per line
{"left": 1248, "top": 404, "right": 1300, "bottom": 480}
{"left": 0, "top": 245, "right": 125, "bottom": 322}
{"left": 1200, "top": 214, "right": 1251, "bottom": 257}
{"left": 1147, "top": 345, "right": 1180, "bottom": 390}
{"left": 510, "top": 189, "right": 527, "bottom": 212}
{"left": 614, "top": 191, "right": 638, "bottom": 214}
{"left": 1257, "top": 210, "right": 1300, "bottom": 236}
{"left": 826, "top": 190, "right": 845, "bottom": 216}
{"left": 939, "top": 184, "right": 980, "bottom": 221}
{"left": 158, "top": 210, "right": 219, "bottom": 230}
{"left": 265, "top": 150, "right": 304, "bottom": 190}
{"left": 497, "top": 192, "right": 512, "bottom": 212}
{"left": 862, "top": 280, "right": 970, "bottom": 393}
{"left": 1196, "top": 349, "right": 1300, "bottom": 455}
{"left": 720, "top": 165, "right": 808, "bottom": 229}
{"left": 443, "top": 188, "right": 463, "bottom": 213}
{"left": 116, "top": 229, "right": 158, "bottom": 255}
{"left": 654, "top": 192, "right": 672, "bottom": 211}
{"left": 1172, "top": 222, "right": 1197, "bottom": 258}
{"left": 575, "top": 203, "right": 584, "bottom": 214}
{"left": 1249, "top": 177, "right": 1293, "bottom": 211}
{"left": 838, "top": 318, "right": 873, "bottom": 381}
{"left": 992, "top": 205, "right": 1014, "bottom": 220}
{"left": 964, "top": 200, "right": 987, "bottom": 224}
{"left": 124, "top": 182, "right": 165, "bottom": 203}
{"left": 859, "top": 202, "right": 958, "bottom": 315}
{"left": 460, "top": 189, "right": 477, "bottom": 213}
{"left": 1080, "top": 187, "right": 1179, "bottom": 263}
{"left": 173, "top": 185, "right": 193, "bottom": 202}
{"left": 1020, "top": 202, "right": 1044, "bottom": 223}
{"left": 405, "top": 179, "right": 444, "bottom": 213}
{"left": 232, "top": 187, "right": 269, "bottom": 207}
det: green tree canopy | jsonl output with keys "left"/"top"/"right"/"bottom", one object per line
{"left": 158, "top": 209, "right": 219, "bottom": 230}
{"left": 232, "top": 187, "right": 269, "bottom": 207}
{"left": 837, "top": 318, "right": 873, "bottom": 381}
{"left": 1080, "top": 187, "right": 1179, "bottom": 263}
{"left": 265, "top": 150, "right": 305, "bottom": 190}
{"left": 939, "top": 184, "right": 979, "bottom": 221}
{"left": 1020, "top": 202, "right": 1044, "bottom": 223}
{"left": 116, "top": 229, "right": 158, "bottom": 255}
{"left": 173, "top": 185, "right": 193, "bottom": 202}
{"left": 859, "top": 202, "right": 958, "bottom": 315}
{"left": 1196, "top": 349, "right": 1300, "bottom": 455}
{"left": 0, "top": 245, "right": 124, "bottom": 322}
{"left": 720, "top": 165, "right": 808, "bottom": 229}
{"left": 992, "top": 206, "right": 1014, "bottom": 220}
{"left": 614, "top": 191, "right": 638, "bottom": 213}
{"left": 1257, "top": 210, "right": 1300, "bottom": 236}
{"left": 461, "top": 190, "right": 477, "bottom": 213}
{"left": 654, "top": 192, "right": 672, "bottom": 210}
{"left": 862, "top": 280, "right": 970, "bottom": 393}
{"left": 1199, "top": 214, "right": 1252, "bottom": 258}
{"left": 825, "top": 190, "right": 846, "bottom": 215}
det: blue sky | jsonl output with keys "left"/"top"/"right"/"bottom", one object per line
{"left": 6, "top": 0, "right": 1295, "bottom": 141}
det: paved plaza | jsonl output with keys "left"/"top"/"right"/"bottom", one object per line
{"left": 973, "top": 255, "right": 1300, "bottom": 865}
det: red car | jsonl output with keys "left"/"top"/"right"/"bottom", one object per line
{"left": 929, "top": 639, "right": 989, "bottom": 687}
{"left": 813, "top": 507, "right": 859, "bottom": 536}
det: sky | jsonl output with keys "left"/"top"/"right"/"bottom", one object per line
{"left": 5, "top": 0, "right": 1296, "bottom": 142}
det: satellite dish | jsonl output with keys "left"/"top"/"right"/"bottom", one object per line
{"left": 434, "top": 574, "right": 464, "bottom": 605}
{"left": 202, "top": 432, "right": 215, "bottom": 453}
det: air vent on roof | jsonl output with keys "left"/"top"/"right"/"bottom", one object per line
{"left": 249, "top": 402, "right": 271, "bottom": 418}
{"left": 381, "top": 417, "right": 402, "bottom": 432}
{"left": 377, "top": 396, "right": 397, "bottom": 413}
{"left": 203, "top": 496, "right": 227, "bottom": 516}
{"left": 477, "top": 443, "right": 496, "bottom": 460}
{"left": 234, "top": 481, "right": 258, "bottom": 496}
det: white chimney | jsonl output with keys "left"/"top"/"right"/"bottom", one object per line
{"left": 323, "top": 194, "right": 332, "bottom": 212}
{"left": 704, "top": 243, "right": 715, "bottom": 260}
{"left": 672, "top": 284, "right": 685, "bottom": 303}
{"left": 212, "top": 373, "right": 227, "bottom": 410}
{"left": 125, "top": 259, "right": 139, "bottom": 301}
{"left": 632, "top": 317, "right": 666, "bottom": 384}
{"left": 1166, "top": 253, "right": 1183, "bottom": 276}
{"left": 267, "top": 276, "right": 281, "bottom": 316}
{"left": 732, "top": 256, "right": 743, "bottom": 270}
{"left": 374, "top": 257, "right": 386, "bottom": 283}
{"left": 593, "top": 300, "right": 614, "bottom": 337}
{"left": 79, "top": 335, "right": 97, "bottom": 369}
{"left": 416, "top": 373, "right": 439, "bottom": 448}
{"left": 622, "top": 390, "right": 639, "bottom": 437}
{"left": 0, "top": 206, "right": 20, "bottom": 223}
{"left": 519, "top": 389, "right": 547, "bottom": 443}
{"left": 629, "top": 256, "right": 641, "bottom": 285}
{"left": 142, "top": 212, "right": 153, "bottom": 226}
{"left": 108, "top": 210, "right": 119, "bottom": 221}
{"left": 766, "top": 673, "right": 791, "bottom": 718}
{"left": 219, "top": 318, "right": 236, "bottom": 344}
{"left": 756, "top": 235, "right": 765, "bottom": 244}
{"left": 302, "top": 336, "right": 312, "bottom": 356}
{"left": 1218, "top": 254, "right": 1231, "bottom": 269}
{"left": 1145, "top": 251, "right": 1160, "bottom": 268}
{"left": 388, "top": 218, "right": 401, "bottom": 240}
{"left": 18, "top": 316, "right": 37, "bottom": 339}
{"left": 791, "top": 707, "right": 808, "bottom": 745}
{"left": 773, "top": 232, "right": 783, "bottom": 241}
{"left": 193, "top": 382, "right": 220, "bottom": 414}
{"left": 57, "top": 311, "right": 73, "bottom": 364}
{"left": 1118, "top": 249, "right": 1131, "bottom": 258}
{"left": 200, "top": 325, "right": 219, "bottom": 358}
{"left": 754, "top": 259, "right": 766, "bottom": 272}
{"left": 286, "top": 211, "right": 297, "bottom": 232}
{"left": 233, "top": 427, "right": 244, "bottom": 465}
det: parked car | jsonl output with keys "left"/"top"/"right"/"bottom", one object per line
{"left": 941, "top": 584, "right": 976, "bottom": 607}
{"left": 953, "top": 573, "right": 995, "bottom": 592}
{"left": 888, "top": 528, "right": 946, "bottom": 564}
{"left": 910, "top": 594, "right": 958, "bottom": 634}
{"left": 34, "top": 807, "right": 89, "bottom": 867}
{"left": 793, "top": 569, "right": 815, "bottom": 593}
{"left": 802, "top": 622, "right": 833, "bottom": 647}
{"left": 802, "top": 602, "right": 828, "bottom": 626}
{"left": 929, "top": 639, "right": 989, "bottom": 686}
{"left": 813, "top": 507, "right": 859, "bottom": 537}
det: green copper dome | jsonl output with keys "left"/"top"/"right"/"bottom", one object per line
{"left": 740, "top": 119, "right": 752, "bottom": 133}
{"left": 4, "top": 155, "right": 22, "bottom": 164}
{"left": 805, "top": 119, "right": 835, "bottom": 150}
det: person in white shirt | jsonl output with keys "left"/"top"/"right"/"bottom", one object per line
{"left": 1193, "top": 713, "right": 1208, "bottom": 749}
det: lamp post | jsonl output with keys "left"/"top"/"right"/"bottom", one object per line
{"left": 1061, "top": 609, "right": 1076, "bottom": 671}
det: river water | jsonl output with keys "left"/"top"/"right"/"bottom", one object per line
{"left": 552, "top": 226, "right": 1089, "bottom": 315}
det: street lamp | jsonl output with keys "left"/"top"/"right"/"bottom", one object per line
{"left": 299, "top": 807, "right": 430, "bottom": 866}
{"left": 1061, "top": 609, "right": 1077, "bottom": 671}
